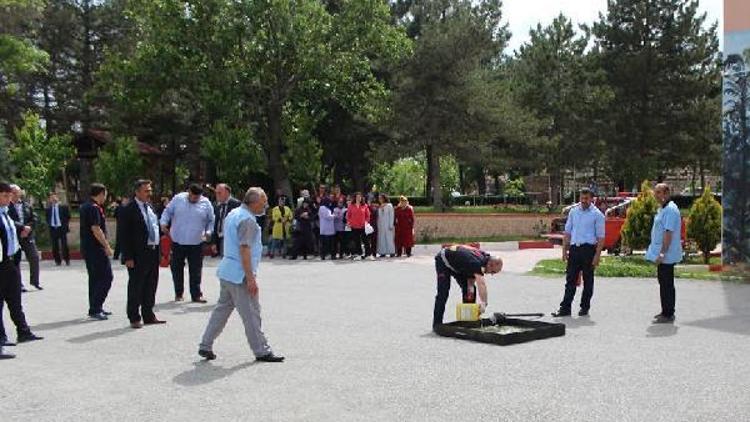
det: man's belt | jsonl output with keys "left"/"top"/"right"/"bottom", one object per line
{"left": 440, "top": 249, "right": 460, "bottom": 273}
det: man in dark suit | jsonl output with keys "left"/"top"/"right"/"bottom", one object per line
{"left": 121, "top": 179, "right": 166, "bottom": 329}
{"left": 45, "top": 192, "right": 71, "bottom": 266}
{"left": 8, "top": 185, "right": 41, "bottom": 291}
{"left": 211, "top": 183, "right": 241, "bottom": 257}
{"left": 0, "top": 182, "right": 43, "bottom": 348}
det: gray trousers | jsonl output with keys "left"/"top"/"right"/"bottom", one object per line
{"left": 199, "top": 279, "right": 272, "bottom": 357}
{"left": 14, "top": 238, "right": 40, "bottom": 287}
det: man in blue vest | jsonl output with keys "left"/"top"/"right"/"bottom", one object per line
{"left": 198, "top": 187, "right": 284, "bottom": 363}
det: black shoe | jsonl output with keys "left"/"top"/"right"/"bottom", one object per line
{"left": 143, "top": 318, "right": 167, "bottom": 325}
{"left": 102, "top": 310, "right": 113, "bottom": 316}
{"left": 256, "top": 353, "right": 285, "bottom": 363}
{"left": 88, "top": 313, "right": 108, "bottom": 321}
{"left": 65, "top": 261, "right": 70, "bottom": 266}
{"left": 21, "top": 287, "right": 28, "bottom": 293}
{"left": 32, "top": 284, "right": 43, "bottom": 290}
{"left": 551, "top": 309, "right": 571, "bottom": 317}
{"left": 0, "top": 349, "right": 15, "bottom": 359}
{"left": 1, "top": 337, "right": 16, "bottom": 347}
{"left": 578, "top": 309, "right": 589, "bottom": 317}
{"left": 653, "top": 314, "right": 675, "bottom": 324}
{"left": 17, "top": 333, "right": 43, "bottom": 343}
{"left": 198, "top": 349, "right": 217, "bottom": 360}
{"left": 192, "top": 298, "right": 208, "bottom": 304}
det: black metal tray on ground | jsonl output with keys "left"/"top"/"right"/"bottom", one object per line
{"left": 434, "top": 317, "right": 565, "bottom": 346}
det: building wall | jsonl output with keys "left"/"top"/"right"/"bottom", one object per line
{"left": 722, "top": 0, "right": 750, "bottom": 265}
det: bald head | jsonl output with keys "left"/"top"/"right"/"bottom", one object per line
{"left": 486, "top": 257, "right": 503, "bottom": 274}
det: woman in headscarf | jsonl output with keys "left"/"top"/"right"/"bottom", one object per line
{"left": 394, "top": 196, "right": 415, "bottom": 257}
{"left": 289, "top": 199, "right": 314, "bottom": 260}
{"left": 376, "top": 194, "right": 396, "bottom": 257}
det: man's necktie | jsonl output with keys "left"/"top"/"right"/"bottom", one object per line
{"left": 53, "top": 205, "right": 60, "bottom": 227}
{"left": 218, "top": 203, "right": 227, "bottom": 235}
{"left": 144, "top": 204, "right": 156, "bottom": 243}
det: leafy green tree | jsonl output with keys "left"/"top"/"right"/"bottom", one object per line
{"left": 0, "top": 126, "right": 14, "bottom": 179}
{"left": 687, "top": 186, "right": 722, "bottom": 264}
{"left": 592, "top": 0, "right": 720, "bottom": 189}
{"left": 93, "top": 136, "right": 146, "bottom": 198}
{"left": 201, "top": 121, "right": 265, "bottom": 194}
{"left": 10, "top": 112, "right": 75, "bottom": 201}
{"left": 392, "top": 0, "right": 513, "bottom": 210}
{"left": 511, "top": 15, "right": 612, "bottom": 205}
{"left": 371, "top": 157, "right": 425, "bottom": 197}
{"left": 621, "top": 181, "right": 659, "bottom": 251}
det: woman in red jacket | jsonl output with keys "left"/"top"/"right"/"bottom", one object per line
{"left": 394, "top": 196, "right": 416, "bottom": 257}
{"left": 346, "top": 192, "right": 370, "bottom": 260}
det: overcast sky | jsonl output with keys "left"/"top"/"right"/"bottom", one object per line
{"left": 503, "top": 0, "right": 723, "bottom": 53}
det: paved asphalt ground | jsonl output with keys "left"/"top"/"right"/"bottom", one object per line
{"left": 2, "top": 246, "right": 749, "bottom": 422}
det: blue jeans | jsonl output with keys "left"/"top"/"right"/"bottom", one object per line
{"left": 269, "top": 238, "right": 287, "bottom": 257}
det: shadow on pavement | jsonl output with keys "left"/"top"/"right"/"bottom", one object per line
{"left": 683, "top": 281, "right": 750, "bottom": 336}
{"left": 32, "top": 318, "right": 96, "bottom": 332}
{"left": 646, "top": 324, "right": 679, "bottom": 338}
{"left": 553, "top": 317, "right": 596, "bottom": 329}
{"left": 67, "top": 326, "right": 135, "bottom": 344}
{"left": 153, "top": 302, "right": 184, "bottom": 312}
{"left": 173, "top": 361, "right": 255, "bottom": 386}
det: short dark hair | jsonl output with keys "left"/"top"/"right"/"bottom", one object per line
{"left": 133, "top": 179, "right": 152, "bottom": 193}
{"left": 579, "top": 188, "right": 593, "bottom": 197}
{"left": 90, "top": 183, "right": 107, "bottom": 197}
{"left": 188, "top": 183, "right": 203, "bottom": 195}
{"left": 0, "top": 182, "right": 12, "bottom": 193}
{"left": 379, "top": 193, "right": 389, "bottom": 202}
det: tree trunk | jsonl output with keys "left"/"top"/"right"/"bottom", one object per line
{"left": 549, "top": 168, "right": 562, "bottom": 206}
{"left": 266, "top": 100, "right": 292, "bottom": 199}
{"left": 428, "top": 146, "right": 443, "bottom": 210}
{"left": 476, "top": 167, "right": 487, "bottom": 195}
{"left": 425, "top": 144, "right": 433, "bottom": 199}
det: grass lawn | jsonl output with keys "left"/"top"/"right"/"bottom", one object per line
{"left": 530, "top": 255, "right": 744, "bottom": 282}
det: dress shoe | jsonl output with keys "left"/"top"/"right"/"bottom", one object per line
{"left": 653, "top": 314, "right": 675, "bottom": 324}
{"left": 578, "top": 309, "right": 590, "bottom": 317}
{"left": 102, "top": 310, "right": 113, "bottom": 316}
{"left": 88, "top": 313, "right": 108, "bottom": 321}
{"left": 144, "top": 318, "right": 167, "bottom": 325}
{"left": 198, "top": 349, "right": 217, "bottom": 360}
{"left": 130, "top": 321, "right": 143, "bottom": 329}
{"left": 32, "top": 284, "right": 43, "bottom": 291}
{"left": 0, "top": 349, "right": 15, "bottom": 359}
{"left": 256, "top": 353, "right": 285, "bottom": 363}
{"left": 1, "top": 337, "right": 16, "bottom": 347}
{"left": 17, "top": 332, "right": 43, "bottom": 343}
{"left": 21, "top": 287, "right": 28, "bottom": 293}
{"left": 175, "top": 295, "right": 184, "bottom": 302}
{"left": 192, "top": 298, "right": 208, "bottom": 304}
{"left": 551, "top": 309, "right": 571, "bottom": 317}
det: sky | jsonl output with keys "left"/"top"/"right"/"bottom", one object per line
{"left": 502, "top": 0, "right": 724, "bottom": 53}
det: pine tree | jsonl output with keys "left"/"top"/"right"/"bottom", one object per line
{"left": 687, "top": 186, "right": 722, "bottom": 264}
{"left": 621, "top": 180, "right": 659, "bottom": 251}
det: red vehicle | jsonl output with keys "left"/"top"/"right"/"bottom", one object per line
{"left": 544, "top": 195, "right": 686, "bottom": 255}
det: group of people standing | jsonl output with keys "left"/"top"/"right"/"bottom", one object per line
{"left": 268, "top": 185, "right": 416, "bottom": 261}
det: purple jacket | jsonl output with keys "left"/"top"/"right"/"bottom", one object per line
{"left": 319, "top": 205, "right": 336, "bottom": 236}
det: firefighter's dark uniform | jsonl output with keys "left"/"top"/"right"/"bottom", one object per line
{"left": 433, "top": 245, "right": 490, "bottom": 327}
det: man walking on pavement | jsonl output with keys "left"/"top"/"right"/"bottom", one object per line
{"left": 552, "top": 188, "right": 605, "bottom": 317}
{"left": 198, "top": 187, "right": 284, "bottom": 363}
{"left": 160, "top": 183, "right": 215, "bottom": 303}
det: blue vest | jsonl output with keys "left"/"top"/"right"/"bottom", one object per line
{"left": 217, "top": 206, "right": 262, "bottom": 284}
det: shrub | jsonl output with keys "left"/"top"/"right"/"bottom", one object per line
{"left": 687, "top": 185, "right": 722, "bottom": 264}
{"left": 621, "top": 180, "right": 659, "bottom": 251}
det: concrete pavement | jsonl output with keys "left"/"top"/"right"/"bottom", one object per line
{"left": 1, "top": 253, "right": 749, "bottom": 422}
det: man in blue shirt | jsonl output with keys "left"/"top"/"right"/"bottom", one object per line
{"left": 553, "top": 188, "right": 606, "bottom": 317}
{"left": 646, "top": 183, "right": 683, "bottom": 324}
{"left": 160, "top": 183, "right": 215, "bottom": 303}
{"left": 198, "top": 187, "right": 284, "bottom": 363}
